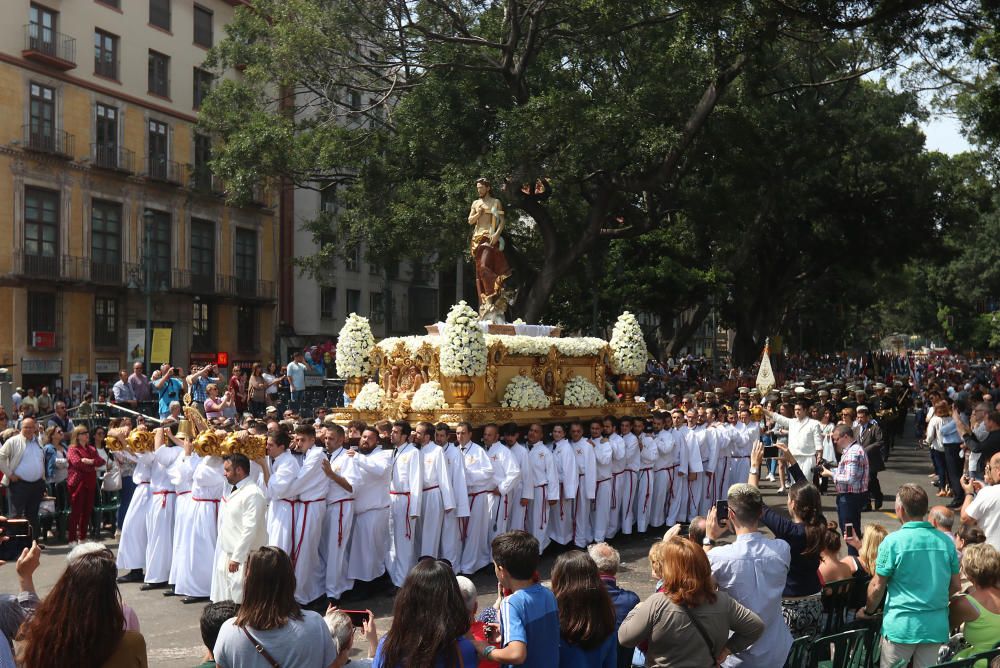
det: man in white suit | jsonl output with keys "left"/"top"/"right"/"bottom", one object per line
{"left": 211, "top": 452, "right": 267, "bottom": 604}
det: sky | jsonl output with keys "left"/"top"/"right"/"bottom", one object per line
{"left": 922, "top": 114, "right": 972, "bottom": 155}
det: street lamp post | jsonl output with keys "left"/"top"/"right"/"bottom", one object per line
{"left": 143, "top": 209, "right": 153, "bottom": 376}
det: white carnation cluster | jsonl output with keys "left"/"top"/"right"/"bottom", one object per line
{"left": 376, "top": 335, "right": 437, "bottom": 356}
{"left": 336, "top": 313, "right": 375, "bottom": 378}
{"left": 439, "top": 301, "right": 488, "bottom": 377}
{"left": 352, "top": 381, "right": 384, "bottom": 411}
{"left": 487, "top": 335, "right": 607, "bottom": 358}
{"left": 501, "top": 375, "right": 551, "bottom": 410}
{"left": 609, "top": 311, "right": 649, "bottom": 375}
{"left": 563, "top": 375, "right": 607, "bottom": 407}
{"left": 410, "top": 381, "right": 446, "bottom": 411}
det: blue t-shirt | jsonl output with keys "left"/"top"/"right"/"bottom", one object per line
{"left": 372, "top": 635, "right": 478, "bottom": 668}
{"left": 558, "top": 632, "right": 616, "bottom": 668}
{"left": 500, "top": 583, "right": 560, "bottom": 668}
{"left": 156, "top": 377, "right": 184, "bottom": 416}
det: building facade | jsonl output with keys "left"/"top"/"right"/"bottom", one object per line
{"left": 0, "top": 0, "right": 276, "bottom": 393}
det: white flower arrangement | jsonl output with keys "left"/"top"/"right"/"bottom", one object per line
{"left": 439, "top": 301, "right": 488, "bottom": 377}
{"left": 501, "top": 375, "right": 551, "bottom": 410}
{"left": 376, "top": 335, "right": 438, "bottom": 356}
{"left": 563, "top": 375, "right": 607, "bottom": 407}
{"left": 336, "top": 313, "right": 375, "bottom": 378}
{"left": 487, "top": 335, "right": 608, "bottom": 358}
{"left": 609, "top": 311, "right": 649, "bottom": 375}
{"left": 410, "top": 381, "right": 446, "bottom": 411}
{"left": 352, "top": 381, "right": 384, "bottom": 411}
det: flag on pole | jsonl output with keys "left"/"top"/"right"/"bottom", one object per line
{"left": 756, "top": 338, "right": 775, "bottom": 396}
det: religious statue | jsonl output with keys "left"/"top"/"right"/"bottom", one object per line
{"left": 468, "top": 178, "right": 514, "bottom": 323}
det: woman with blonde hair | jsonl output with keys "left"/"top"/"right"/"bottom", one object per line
{"left": 949, "top": 543, "right": 1000, "bottom": 660}
{"left": 66, "top": 425, "right": 104, "bottom": 545}
{"left": 619, "top": 536, "right": 764, "bottom": 667}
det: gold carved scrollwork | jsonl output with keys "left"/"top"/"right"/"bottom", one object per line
{"left": 594, "top": 346, "right": 610, "bottom": 392}
{"left": 531, "top": 345, "right": 564, "bottom": 404}
{"left": 486, "top": 341, "right": 507, "bottom": 393}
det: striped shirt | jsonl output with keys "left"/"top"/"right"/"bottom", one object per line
{"left": 833, "top": 442, "right": 869, "bottom": 494}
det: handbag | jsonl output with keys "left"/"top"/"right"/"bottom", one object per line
{"left": 241, "top": 627, "right": 281, "bottom": 668}
{"left": 102, "top": 466, "right": 122, "bottom": 492}
{"left": 680, "top": 604, "right": 720, "bottom": 668}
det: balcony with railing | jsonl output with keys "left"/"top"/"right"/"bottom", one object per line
{"left": 22, "top": 125, "right": 74, "bottom": 158}
{"left": 188, "top": 165, "right": 225, "bottom": 195}
{"left": 10, "top": 251, "right": 61, "bottom": 280}
{"left": 217, "top": 275, "right": 275, "bottom": 301}
{"left": 90, "top": 143, "right": 134, "bottom": 174}
{"left": 22, "top": 24, "right": 76, "bottom": 70}
{"left": 145, "top": 156, "right": 183, "bottom": 185}
{"left": 90, "top": 259, "right": 124, "bottom": 285}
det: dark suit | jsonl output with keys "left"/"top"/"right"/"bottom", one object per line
{"left": 854, "top": 422, "right": 884, "bottom": 509}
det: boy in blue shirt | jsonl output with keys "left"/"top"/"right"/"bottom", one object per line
{"left": 472, "top": 530, "right": 560, "bottom": 666}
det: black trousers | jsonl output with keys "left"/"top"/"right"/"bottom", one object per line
{"left": 943, "top": 442, "right": 965, "bottom": 505}
{"left": 8, "top": 479, "right": 46, "bottom": 540}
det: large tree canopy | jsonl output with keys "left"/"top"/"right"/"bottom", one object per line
{"left": 200, "top": 0, "right": 938, "bottom": 328}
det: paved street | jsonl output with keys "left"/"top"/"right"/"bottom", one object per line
{"left": 0, "top": 428, "right": 934, "bottom": 667}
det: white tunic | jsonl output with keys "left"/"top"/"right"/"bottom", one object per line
{"left": 506, "top": 443, "right": 532, "bottom": 532}
{"left": 347, "top": 448, "right": 392, "bottom": 582}
{"left": 116, "top": 452, "right": 153, "bottom": 571}
{"left": 265, "top": 450, "right": 301, "bottom": 555}
{"left": 607, "top": 433, "right": 626, "bottom": 538}
{"left": 591, "top": 437, "right": 614, "bottom": 542}
{"left": 620, "top": 432, "right": 640, "bottom": 535}
{"left": 648, "top": 429, "right": 676, "bottom": 529}
{"left": 289, "top": 446, "right": 330, "bottom": 603}
{"left": 548, "top": 439, "right": 578, "bottom": 545}
{"left": 175, "top": 455, "right": 225, "bottom": 598}
{"left": 458, "top": 442, "right": 496, "bottom": 575}
{"left": 145, "top": 444, "right": 182, "bottom": 583}
{"left": 525, "top": 441, "right": 558, "bottom": 553}
{"left": 386, "top": 443, "right": 424, "bottom": 586}
{"left": 571, "top": 439, "right": 597, "bottom": 548}
{"left": 321, "top": 446, "right": 360, "bottom": 599}
{"left": 486, "top": 442, "right": 521, "bottom": 541}
{"left": 167, "top": 451, "right": 197, "bottom": 587}
{"left": 417, "top": 443, "right": 456, "bottom": 560}
{"left": 439, "top": 443, "right": 469, "bottom": 568}
{"left": 211, "top": 477, "right": 267, "bottom": 604}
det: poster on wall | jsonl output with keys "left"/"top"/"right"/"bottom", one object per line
{"left": 127, "top": 329, "right": 145, "bottom": 365}
{"left": 150, "top": 328, "right": 172, "bottom": 365}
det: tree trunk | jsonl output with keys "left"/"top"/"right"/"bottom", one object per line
{"left": 661, "top": 302, "right": 711, "bottom": 357}
{"left": 521, "top": 260, "right": 561, "bottom": 323}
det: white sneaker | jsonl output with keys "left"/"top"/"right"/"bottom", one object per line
{"left": 766, "top": 473, "right": 775, "bottom": 482}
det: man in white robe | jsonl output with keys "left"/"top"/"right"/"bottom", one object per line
{"left": 346, "top": 428, "right": 392, "bottom": 585}
{"left": 633, "top": 418, "right": 657, "bottom": 533}
{"left": 211, "top": 453, "right": 267, "bottom": 604}
{"left": 696, "top": 410, "right": 721, "bottom": 517}
{"left": 166, "top": 433, "right": 196, "bottom": 595}
{"left": 319, "top": 423, "right": 360, "bottom": 603}
{"left": 457, "top": 421, "right": 496, "bottom": 575}
{"left": 287, "top": 424, "right": 330, "bottom": 604}
{"left": 501, "top": 423, "right": 532, "bottom": 532}
{"left": 726, "top": 409, "right": 759, "bottom": 486}
{"left": 262, "top": 429, "right": 301, "bottom": 556}
{"left": 524, "top": 423, "right": 558, "bottom": 553}
{"left": 386, "top": 420, "right": 423, "bottom": 588}
{"left": 604, "top": 416, "right": 626, "bottom": 538}
{"left": 765, "top": 400, "right": 822, "bottom": 481}
{"left": 175, "top": 452, "right": 225, "bottom": 603}
{"left": 681, "top": 410, "right": 706, "bottom": 523}
{"left": 646, "top": 414, "right": 676, "bottom": 529}
{"left": 666, "top": 411, "right": 692, "bottom": 526}
{"left": 435, "top": 423, "right": 469, "bottom": 568}
{"left": 589, "top": 420, "right": 614, "bottom": 543}
{"left": 414, "top": 421, "right": 455, "bottom": 560}
{"left": 483, "top": 423, "right": 521, "bottom": 542}
{"left": 115, "top": 442, "right": 154, "bottom": 583}
{"left": 618, "top": 417, "right": 640, "bottom": 535}
{"left": 142, "top": 427, "right": 183, "bottom": 589}
{"left": 548, "top": 425, "right": 577, "bottom": 545}
{"left": 570, "top": 422, "right": 597, "bottom": 548}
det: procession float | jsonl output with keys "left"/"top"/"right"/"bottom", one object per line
{"left": 329, "top": 179, "right": 651, "bottom": 428}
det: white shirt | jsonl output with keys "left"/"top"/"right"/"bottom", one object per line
{"left": 12, "top": 438, "right": 44, "bottom": 481}
{"left": 966, "top": 485, "right": 1000, "bottom": 551}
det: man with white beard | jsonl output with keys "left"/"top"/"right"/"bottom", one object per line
{"left": 618, "top": 417, "right": 640, "bottom": 535}
{"left": 548, "top": 424, "right": 578, "bottom": 545}
{"left": 633, "top": 417, "right": 657, "bottom": 533}
{"left": 346, "top": 428, "right": 392, "bottom": 590}
{"left": 261, "top": 428, "right": 300, "bottom": 559}
{"left": 386, "top": 421, "right": 423, "bottom": 588}
{"left": 644, "top": 413, "right": 675, "bottom": 529}
{"left": 458, "top": 421, "right": 496, "bottom": 575}
{"left": 524, "top": 423, "right": 558, "bottom": 553}
{"left": 666, "top": 410, "right": 693, "bottom": 526}
{"left": 174, "top": 448, "right": 225, "bottom": 603}
{"left": 414, "top": 421, "right": 455, "bottom": 560}
{"left": 116, "top": 429, "right": 154, "bottom": 583}
{"left": 319, "top": 423, "right": 359, "bottom": 604}
{"left": 483, "top": 423, "right": 521, "bottom": 542}
{"left": 435, "top": 423, "right": 469, "bottom": 568}
{"left": 501, "top": 423, "right": 532, "bottom": 532}
{"left": 589, "top": 420, "right": 614, "bottom": 543}
{"left": 141, "top": 427, "right": 183, "bottom": 590}
{"left": 603, "top": 416, "right": 626, "bottom": 538}
{"left": 286, "top": 424, "right": 330, "bottom": 604}
{"left": 570, "top": 422, "right": 597, "bottom": 548}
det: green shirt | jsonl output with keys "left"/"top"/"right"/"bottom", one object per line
{"left": 875, "top": 521, "right": 959, "bottom": 644}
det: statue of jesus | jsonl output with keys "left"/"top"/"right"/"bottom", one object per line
{"left": 467, "top": 178, "right": 513, "bottom": 322}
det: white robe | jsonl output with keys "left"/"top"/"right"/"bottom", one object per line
{"left": 439, "top": 443, "right": 469, "bottom": 568}
{"left": 635, "top": 434, "right": 657, "bottom": 532}
{"left": 458, "top": 442, "right": 496, "bottom": 575}
{"left": 347, "top": 448, "right": 392, "bottom": 582}
{"left": 525, "top": 441, "right": 558, "bottom": 553}
{"left": 726, "top": 422, "right": 758, "bottom": 488}
{"left": 607, "top": 433, "right": 626, "bottom": 538}
{"left": 145, "top": 444, "right": 182, "bottom": 583}
{"left": 591, "top": 438, "right": 614, "bottom": 542}
{"left": 289, "top": 446, "right": 330, "bottom": 603}
{"left": 167, "top": 452, "right": 196, "bottom": 587}
{"left": 666, "top": 427, "right": 692, "bottom": 526}
{"left": 175, "top": 456, "right": 224, "bottom": 598}
{"left": 116, "top": 453, "right": 154, "bottom": 571}
{"left": 417, "top": 443, "right": 456, "bottom": 560}
{"left": 648, "top": 430, "right": 676, "bottom": 528}
{"left": 571, "top": 439, "right": 597, "bottom": 548}
{"left": 695, "top": 426, "right": 721, "bottom": 517}
{"left": 506, "top": 443, "right": 532, "bottom": 532}
{"left": 321, "top": 447, "right": 360, "bottom": 599}
{"left": 548, "top": 439, "right": 578, "bottom": 545}
{"left": 386, "top": 443, "right": 423, "bottom": 587}
{"left": 211, "top": 478, "right": 268, "bottom": 604}
{"left": 486, "top": 443, "right": 521, "bottom": 542}
{"left": 620, "top": 432, "right": 640, "bottom": 535}
{"left": 264, "top": 450, "right": 301, "bottom": 555}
